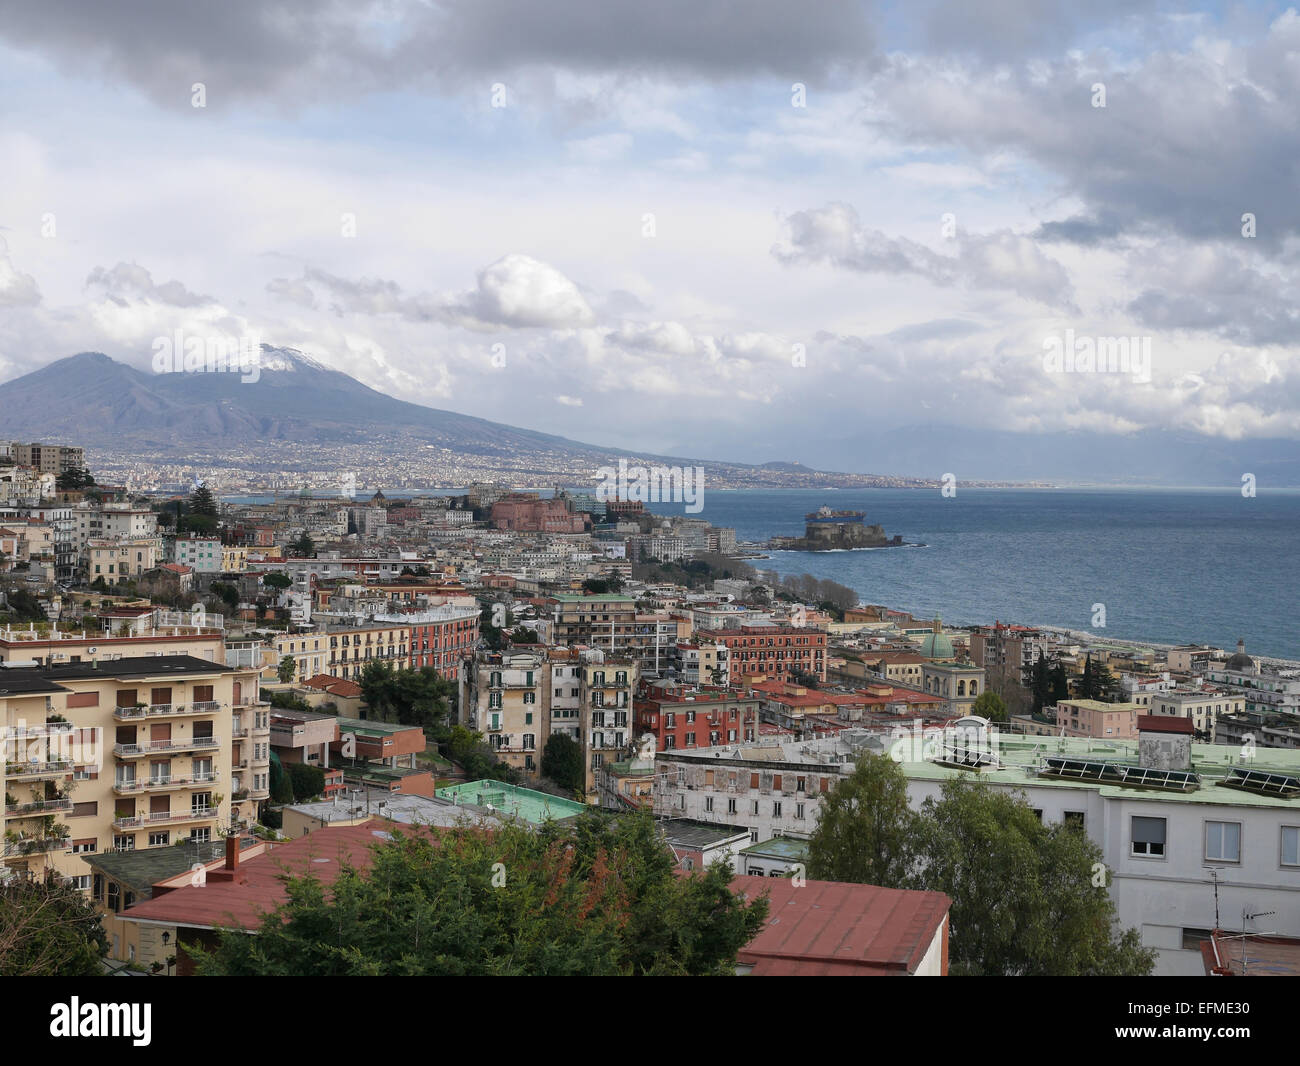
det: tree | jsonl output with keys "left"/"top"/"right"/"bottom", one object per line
{"left": 806, "top": 753, "right": 919, "bottom": 887}
{"left": 211, "top": 582, "right": 239, "bottom": 609}
{"left": 916, "top": 778, "right": 1156, "bottom": 976}
{"left": 288, "top": 532, "right": 315, "bottom": 558}
{"left": 1078, "top": 654, "right": 1120, "bottom": 703}
{"left": 971, "top": 689, "right": 1009, "bottom": 724}
{"left": 262, "top": 571, "right": 292, "bottom": 591}
{"left": 288, "top": 763, "right": 326, "bottom": 802}
{"left": 1027, "top": 650, "right": 1053, "bottom": 714}
{"left": 55, "top": 467, "right": 95, "bottom": 491}
{"left": 541, "top": 733, "right": 584, "bottom": 794}
{"left": 189, "top": 484, "right": 218, "bottom": 517}
{"left": 0, "top": 871, "right": 109, "bottom": 976}
{"left": 277, "top": 655, "right": 297, "bottom": 684}
{"left": 1050, "top": 662, "right": 1071, "bottom": 704}
{"left": 360, "top": 662, "right": 453, "bottom": 729}
{"left": 269, "top": 753, "right": 294, "bottom": 805}
{"left": 195, "top": 809, "right": 768, "bottom": 976}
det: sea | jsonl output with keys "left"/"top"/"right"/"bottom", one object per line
{"left": 642, "top": 488, "right": 1299, "bottom": 662}
{"left": 223, "top": 485, "right": 1299, "bottom": 661}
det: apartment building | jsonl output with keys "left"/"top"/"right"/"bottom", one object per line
{"left": 713, "top": 625, "right": 827, "bottom": 684}
{"left": 5, "top": 504, "right": 77, "bottom": 581}
{"left": 548, "top": 593, "right": 637, "bottom": 656}
{"left": 87, "top": 537, "right": 162, "bottom": 586}
{"left": 674, "top": 640, "right": 730, "bottom": 686}
{"left": 9, "top": 441, "right": 85, "bottom": 475}
{"left": 323, "top": 623, "right": 410, "bottom": 681}
{"left": 263, "top": 631, "right": 329, "bottom": 683}
{"left": 636, "top": 687, "right": 761, "bottom": 751}
{"left": 549, "top": 651, "right": 583, "bottom": 744}
{"left": 0, "top": 616, "right": 225, "bottom": 666}
{"left": 170, "top": 534, "right": 223, "bottom": 573}
{"left": 969, "top": 623, "right": 1060, "bottom": 675}
{"left": 374, "top": 604, "right": 480, "bottom": 679}
{"left": 73, "top": 504, "right": 158, "bottom": 551}
{"left": 0, "top": 655, "right": 256, "bottom": 886}
{"left": 1205, "top": 640, "right": 1300, "bottom": 718}
{"left": 1120, "top": 671, "right": 1174, "bottom": 707}
{"left": 461, "top": 651, "right": 550, "bottom": 777}
{"left": 582, "top": 653, "right": 636, "bottom": 796}
{"left": 1148, "top": 687, "right": 1245, "bottom": 741}
{"left": 1056, "top": 698, "right": 1141, "bottom": 739}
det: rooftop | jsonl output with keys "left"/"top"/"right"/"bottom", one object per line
{"left": 656, "top": 818, "right": 750, "bottom": 849}
{"left": 83, "top": 838, "right": 246, "bottom": 896}
{"left": 286, "top": 790, "right": 502, "bottom": 830}
{"left": 739, "top": 836, "right": 810, "bottom": 861}
{"left": 434, "top": 780, "right": 588, "bottom": 824}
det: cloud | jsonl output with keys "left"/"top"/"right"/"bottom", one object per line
{"left": 555, "top": 394, "right": 583, "bottom": 406}
{"left": 268, "top": 255, "right": 595, "bottom": 331}
{"left": 86, "top": 262, "right": 214, "bottom": 307}
{"left": 774, "top": 202, "right": 1077, "bottom": 309}
{"left": 0, "top": 240, "right": 40, "bottom": 307}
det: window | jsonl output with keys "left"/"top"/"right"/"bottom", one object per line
{"left": 148, "top": 831, "right": 170, "bottom": 847}
{"left": 1205, "top": 821, "right": 1241, "bottom": 863}
{"left": 71, "top": 840, "right": 97, "bottom": 854}
{"left": 727, "top": 798, "right": 737, "bottom": 814}
{"left": 795, "top": 803, "right": 805, "bottom": 819}
{"left": 67, "top": 875, "right": 91, "bottom": 892}
{"left": 190, "top": 828, "right": 211, "bottom": 844}
{"left": 113, "top": 835, "right": 135, "bottom": 853}
{"left": 107, "top": 882, "right": 121, "bottom": 912}
{"left": 772, "top": 801, "right": 782, "bottom": 818}
{"left": 751, "top": 800, "right": 760, "bottom": 815}
{"left": 705, "top": 796, "right": 714, "bottom": 813}
{"left": 1131, "top": 816, "right": 1166, "bottom": 857}
{"left": 1064, "top": 811, "right": 1086, "bottom": 829}
{"left": 1283, "top": 827, "right": 1300, "bottom": 867}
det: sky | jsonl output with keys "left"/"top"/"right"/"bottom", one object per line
{"left": 0, "top": 1, "right": 1298, "bottom": 476}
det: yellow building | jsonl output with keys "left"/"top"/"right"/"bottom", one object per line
{"left": 323, "top": 624, "right": 410, "bottom": 682}
{"left": 462, "top": 651, "right": 550, "bottom": 777}
{"left": 580, "top": 655, "right": 636, "bottom": 799}
{"left": 87, "top": 537, "right": 162, "bottom": 586}
{"left": 1, "top": 653, "right": 270, "bottom": 890}
{"left": 221, "top": 546, "right": 249, "bottom": 573}
{"left": 262, "top": 631, "right": 330, "bottom": 683}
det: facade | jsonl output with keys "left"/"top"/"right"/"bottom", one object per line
{"left": 919, "top": 661, "right": 985, "bottom": 716}
{"left": 462, "top": 651, "right": 550, "bottom": 777}
{"left": 1057, "top": 698, "right": 1141, "bottom": 739}
{"left": 375, "top": 604, "right": 480, "bottom": 679}
{"left": 549, "top": 594, "right": 637, "bottom": 656}
{"left": 87, "top": 537, "right": 162, "bottom": 586}
{"left": 0, "top": 654, "right": 268, "bottom": 887}
{"left": 324, "top": 623, "right": 410, "bottom": 681}
{"left": 636, "top": 688, "right": 761, "bottom": 751}
{"left": 581, "top": 654, "right": 635, "bottom": 796}
{"left": 714, "top": 625, "right": 827, "bottom": 684}
{"left": 10, "top": 441, "right": 85, "bottom": 475}
{"left": 675, "top": 640, "right": 730, "bottom": 686}
{"left": 170, "top": 535, "right": 223, "bottom": 573}
{"left": 1148, "top": 687, "right": 1245, "bottom": 741}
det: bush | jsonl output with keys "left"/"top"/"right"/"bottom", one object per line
{"left": 288, "top": 763, "right": 326, "bottom": 802}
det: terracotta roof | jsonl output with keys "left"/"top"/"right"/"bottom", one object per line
{"left": 119, "top": 820, "right": 424, "bottom": 931}
{"left": 1138, "top": 714, "right": 1194, "bottom": 734}
{"left": 300, "top": 673, "right": 363, "bottom": 698}
{"left": 734, "top": 876, "right": 950, "bottom": 976}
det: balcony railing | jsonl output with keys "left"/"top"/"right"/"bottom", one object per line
{"left": 113, "top": 737, "right": 220, "bottom": 758}
{"left": 2, "top": 835, "right": 70, "bottom": 857}
{"left": 4, "top": 797, "right": 73, "bottom": 816}
{"left": 190, "top": 701, "right": 222, "bottom": 713}
{"left": 4, "top": 760, "right": 73, "bottom": 779}
{"left": 1, "top": 723, "right": 76, "bottom": 740}
{"left": 231, "top": 727, "right": 248, "bottom": 739}
{"left": 111, "top": 807, "right": 218, "bottom": 830}
{"left": 112, "top": 702, "right": 217, "bottom": 721}
{"left": 112, "top": 772, "right": 219, "bottom": 795}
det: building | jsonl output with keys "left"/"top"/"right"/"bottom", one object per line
{"left": 374, "top": 604, "right": 480, "bottom": 679}
{"left": 549, "top": 593, "right": 638, "bottom": 656}
{"left": 323, "top": 623, "right": 410, "bottom": 681}
{"left": 87, "top": 537, "right": 162, "bottom": 586}
{"left": 1205, "top": 640, "right": 1300, "bottom": 719}
{"left": 263, "top": 631, "right": 329, "bottom": 683}
{"left": 969, "top": 623, "right": 1061, "bottom": 677}
{"left": 636, "top": 687, "right": 761, "bottom": 751}
{"left": 461, "top": 651, "right": 550, "bottom": 777}
{"left": 732, "top": 877, "right": 950, "bottom": 976}
{"left": 1148, "top": 687, "right": 1245, "bottom": 742}
{"left": 674, "top": 641, "right": 730, "bottom": 686}
{"left": 168, "top": 535, "right": 223, "bottom": 572}
{"left": 0, "top": 614, "right": 225, "bottom": 666}
{"left": 1056, "top": 698, "right": 1142, "bottom": 739}
{"left": 581, "top": 653, "right": 635, "bottom": 796}
{"left": 713, "top": 625, "right": 827, "bottom": 684}
{"left": 738, "top": 835, "right": 809, "bottom": 878}
{"left": 919, "top": 660, "right": 986, "bottom": 716}
{"left": 657, "top": 818, "right": 751, "bottom": 872}
{"left": 490, "top": 494, "right": 589, "bottom": 533}
{"left": 851, "top": 650, "right": 927, "bottom": 687}
{"left": 0, "top": 654, "right": 268, "bottom": 886}
{"left": 9, "top": 441, "right": 85, "bottom": 475}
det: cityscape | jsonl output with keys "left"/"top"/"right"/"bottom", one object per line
{"left": 0, "top": 0, "right": 1296, "bottom": 1025}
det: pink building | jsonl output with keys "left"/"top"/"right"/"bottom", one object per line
{"left": 490, "top": 494, "right": 589, "bottom": 533}
{"left": 1056, "top": 699, "right": 1140, "bottom": 739}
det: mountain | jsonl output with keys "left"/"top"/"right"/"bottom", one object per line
{"left": 0, "top": 351, "right": 921, "bottom": 488}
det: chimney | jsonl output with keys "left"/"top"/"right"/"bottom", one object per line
{"left": 225, "top": 834, "right": 240, "bottom": 871}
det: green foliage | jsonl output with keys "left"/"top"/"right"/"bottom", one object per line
{"left": 189, "top": 484, "right": 219, "bottom": 517}
{"left": 288, "top": 532, "right": 315, "bottom": 558}
{"left": 268, "top": 689, "right": 311, "bottom": 712}
{"left": 0, "top": 587, "right": 48, "bottom": 623}
{"left": 1078, "top": 654, "right": 1120, "bottom": 703}
{"left": 269, "top": 752, "right": 295, "bottom": 805}
{"left": 478, "top": 602, "right": 509, "bottom": 651}
{"left": 195, "top": 809, "right": 767, "bottom": 976}
{"left": 442, "top": 724, "right": 516, "bottom": 783}
{"left": 359, "top": 662, "right": 454, "bottom": 729}
{"left": 508, "top": 625, "right": 539, "bottom": 644}
{"left": 806, "top": 753, "right": 919, "bottom": 887}
{"left": 971, "top": 689, "right": 1009, "bottom": 724}
{"left": 211, "top": 582, "right": 240, "bottom": 609}
{"left": 0, "top": 871, "right": 109, "bottom": 976}
{"left": 262, "top": 571, "right": 292, "bottom": 591}
{"left": 1026, "top": 650, "right": 1053, "bottom": 713}
{"left": 277, "top": 655, "right": 297, "bottom": 684}
{"left": 288, "top": 762, "right": 326, "bottom": 802}
{"left": 540, "top": 733, "right": 584, "bottom": 794}
{"left": 917, "top": 778, "right": 1155, "bottom": 975}
{"left": 56, "top": 467, "right": 95, "bottom": 491}
{"left": 582, "top": 576, "right": 624, "bottom": 594}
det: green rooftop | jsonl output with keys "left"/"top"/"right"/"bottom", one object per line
{"left": 740, "top": 836, "right": 810, "bottom": 861}
{"left": 551, "top": 593, "right": 634, "bottom": 603}
{"left": 895, "top": 734, "right": 1300, "bottom": 809}
{"left": 435, "top": 780, "right": 589, "bottom": 824}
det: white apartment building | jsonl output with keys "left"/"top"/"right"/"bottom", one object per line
{"left": 654, "top": 721, "right": 1300, "bottom": 977}
{"left": 1148, "top": 687, "right": 1245, "bottom": 741}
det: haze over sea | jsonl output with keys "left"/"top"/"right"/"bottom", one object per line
{"left": 645, "top": 488, "right": 1299, "bottom": 662}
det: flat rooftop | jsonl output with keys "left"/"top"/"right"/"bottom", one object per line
{"left": 655, "top": 818, "right": 750, "bottom": 849}
{"left": 435, "top": 780, "right": 588, "bottom": 824}
{"left": 0, "top": 654, "right": 230, "bottom": 683}
{"left": 287, "top": 791, "right": 501, "bottom": 829}
{"left": 740, "top": 836, "right": 811, "bottom": 861}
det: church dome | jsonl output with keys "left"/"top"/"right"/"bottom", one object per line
{"left": 1225, "top": 638, "right": 1256, "bottom": 673}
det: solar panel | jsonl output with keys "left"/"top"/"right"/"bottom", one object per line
{"left": 936, "top": 745, "right": 1000, "bottom": 770}
{"left": 1222, "top": 767, "right": 1300, "bottom": 798}
{"left": 1040, "top": 756, "right": 1200, "bottom": 792}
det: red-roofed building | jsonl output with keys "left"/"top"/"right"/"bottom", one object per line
{"left": 733, "top": 876, "right": 951, "bottom": 976}
{"left": 636, "top": 688, "right": 762, "bottom": 750}
{"left": 713, "top": 625, "right": 827, "bottom": 684}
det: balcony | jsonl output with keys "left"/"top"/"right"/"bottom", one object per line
{"left": 190, "top": 701, "right": 222, "bottom": 714}
{"left": 4, "top": 797, "right": 73, "bottom": 817}
{"left": 1, "top": 723, "right": 76, "bottom": 741}
{"left": 4, "top": 760, "right": 74, "bottom": 780}
{"left": 113, "top": 702, "right": 221, "bottom": 721}
{"left": 231, "top": 727, "right": 249, "bottom": 739}
{"left": 111, "top": 807, "right": 218, "bottom": 831}
{"left": 113, "top": 737, "right": 220, "bottom": 758}
{"left": 2, "top": 835, "right": 70, "bottom": 857}
{"left": 112, "top": 772, "right": 220, "bottom": 795}
{"left": 247, "top": 788, "right": 270, "bottom": 800}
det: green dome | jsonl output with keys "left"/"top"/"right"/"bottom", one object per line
{"left": 919, "top": 633, "right": 955, "bottom": 659}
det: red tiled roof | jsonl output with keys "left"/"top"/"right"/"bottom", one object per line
{"left": 734, "top": 876, "right": 950, "bottom": 976}
{"left": 300, "top": 673, "right": 363, "bottom": 698}
{"left": 120, "top": 821, "right": 424, "bottom": 931}
{"left": 1137, "top": 714, "right": 1194, "bottom": 734}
